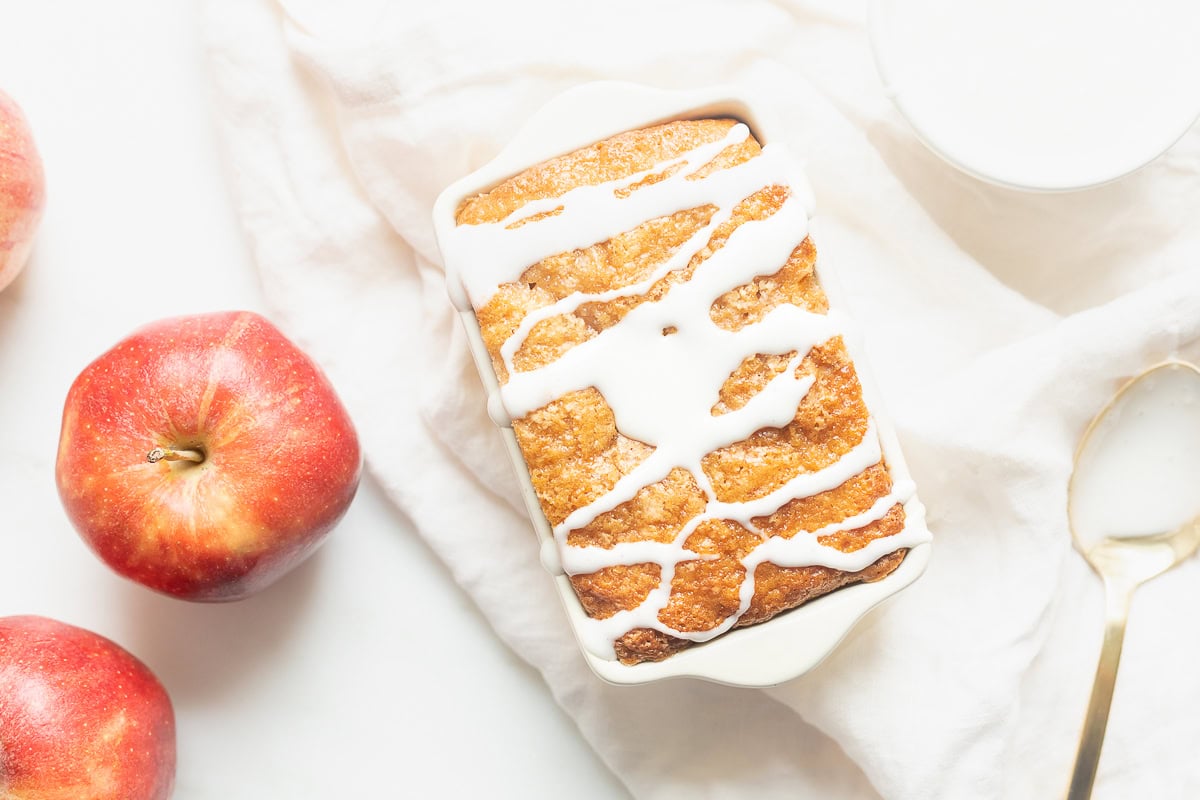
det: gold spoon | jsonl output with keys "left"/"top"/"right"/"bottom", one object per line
{"left": 1065, "top": 361, "right": 1200, "bottom": 799}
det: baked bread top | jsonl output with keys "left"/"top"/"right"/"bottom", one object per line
{"left": 449, "top": 118, "right": 927, "bottom": 664}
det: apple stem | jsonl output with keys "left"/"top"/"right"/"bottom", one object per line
{"left": 147, "top": 447, "right": 205, "bottom": 464}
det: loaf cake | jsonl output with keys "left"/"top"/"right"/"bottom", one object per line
{"left": 444, "top": 117, "right": 930, "bottom": 665}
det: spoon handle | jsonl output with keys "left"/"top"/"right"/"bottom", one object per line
{"left": 1066, "top": 577, "right": 1135, "bottom": 800}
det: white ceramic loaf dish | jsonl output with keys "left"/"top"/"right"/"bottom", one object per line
{"left": 432, "top": 81, "right": 931, "bottom": 687}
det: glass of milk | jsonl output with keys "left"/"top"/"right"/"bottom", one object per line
{"left": 870, "top": 0, "right": 1200, "bottom": 190}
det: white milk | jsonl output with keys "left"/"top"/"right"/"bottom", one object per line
{"left": 1072, "top": 364, "right": 1200, "bottom": 547}
{"left": 872, "top": 0, "right": 1200, "bottom": 189}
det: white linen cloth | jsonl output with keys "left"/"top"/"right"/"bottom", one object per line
{"left": 202, "top": 0, "right": 1200, "bottom": 796}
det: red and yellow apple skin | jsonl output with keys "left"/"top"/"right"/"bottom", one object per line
{"left": 55, "top": 311, "right": 362, "bottom": 601}
{"left": 0, "top": 615, "right": 175, "bottom": 800}
{"left": 0, "top": 89, "right": 45, "bottom": 292}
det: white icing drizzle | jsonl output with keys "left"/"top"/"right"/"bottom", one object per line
{"left": 447, "top": 123, "right": 931, "bottom": 660}
{"left": 573, "top": 489, "right": 930, "bottom": 659}
{"left": 446, "top": 124, "right": 810, "bottom": 309}
{"left": 559, "top": 422, "right": 886, "bottom": 576}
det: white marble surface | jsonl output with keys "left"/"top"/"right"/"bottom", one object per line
{"left": 0, "top": 2, "right": 627, "bottom": 797}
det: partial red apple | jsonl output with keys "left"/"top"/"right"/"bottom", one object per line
{"left": 0, "top": 615, "right": 175, "bottom": 800}
{"left": 55, "top": 311, "right": 362, "bottom": 601}
{"left": 0, "top": 89, "right": 45, "bottom": 292}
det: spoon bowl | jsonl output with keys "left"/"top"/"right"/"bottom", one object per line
{"left": 1065, "top": 361, "right": 1200, "bottom": 799}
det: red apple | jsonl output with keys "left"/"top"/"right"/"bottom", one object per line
{"left": 0, "top": 615, "right": 175, "bottom": 800}
{"left": 0, "top": 89, "right": 45, "bottom": 292}
{"left": 55, "top": 311, "right": 362, "bottom": 601}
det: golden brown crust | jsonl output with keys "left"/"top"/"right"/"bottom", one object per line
{"left": 456, "top": 119, "right": 752, "bottom": 225}
{"left": 615, "top": 549, "right": 907, "bottom": 662}
{"left": 457, "top": 119, "right": 906, "bottom": 665}
{"left": 571, "top": 564, "right": 662, "bottom": 620}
